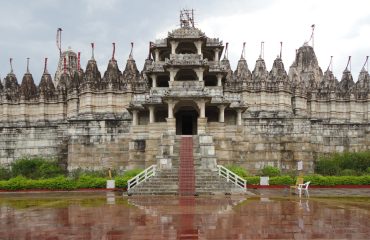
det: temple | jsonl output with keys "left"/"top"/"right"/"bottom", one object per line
{"left": 0, "top": 10, "right": 369, "bottom": 184}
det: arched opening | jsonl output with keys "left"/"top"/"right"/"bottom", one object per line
{"left": 174, "top": 101, "right": 199, "bottom": 135}
{"left": 176, "top": 42, "right": 197, "bottom": 54}
{"left": 157, "top": 75, "right": 169, "bottom": 87}
{"left": 175, "top": 69, "right": 197, "bottom": 81}
{"left": 204, "top": 74, "right": 218, "bottom": 86}
{"left": 225, "top": 109, "right": 237, "bottom": 125}
{"left": 205, "top": 106, "right": 219, "bottom": 122}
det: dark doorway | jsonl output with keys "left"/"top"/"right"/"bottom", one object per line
{"left": 175, "top": 110, "right": 198, "bottom": 135}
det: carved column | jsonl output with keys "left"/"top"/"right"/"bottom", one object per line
{"left": 149, "top": 106, "right": 155, "bottom": 123}
{"left": 195, "top": 68, "right": 204, "bottom": 82}
{"left": 216, "top": 73, "right": 223, "bottom": 86}
{"left": 154, "top": 49, "right": 160, "bottom": 62}
{"left": 132, "top": 110, "right": 138, "bottom": 126}
{"left": 170, "top": 41, "right": 179, "bottom": 54}
{"left": 218, "top": 105, "right": 225, "bottom": 123}
{"left": 236, "top": 109, "right": 243, "bottom": 126}
{"left": 151, "top": 74, "right": 157, "bottom": 88}
{"left": 214, "top": 48, "right": 220, "bottom": 62}
{"left": 168, "top": 68, "right": 179, "bottom": 82}
{"left": 194, "top": 40, "right": 202, "bottom": 55}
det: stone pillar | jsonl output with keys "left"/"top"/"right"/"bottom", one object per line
{"left": 195, "top": 68, "right": 204, "bottom": 82}
{"left": 197, "top": 100, "right": 206, "bottom": 118}
{"left": 214, "top": 48, "right": 220, "bottom": 62}
{"left": 218, "top": 105, "right": 225, "bottom": 123}
{"left": 217, "top": 73, "right": 223, "bottom": 86}
{"left": 170, "top": 41, "right": 179, "bottom": 54}
{"left": 151, "top": 74, "right": 157, "bottom": 88}
{"left": 132, "top": 110, "right": 138, "bottom": 126}
{"left": 154, "top": 49, "right": 160, "bottom": 62}
{"left": 169, "top": 68, "right": 178, "bottom": 82}
{"left": 168, "top": 101, "right": 175, "bottom": 118}
{"left": 149, "top": 106, "right": 155, "bottom": 123}
{"left": 194, "top": 40, "right": 202, "bottom": 55}
{"left": 237, "top": 109, "right": 243, "bottom": 126}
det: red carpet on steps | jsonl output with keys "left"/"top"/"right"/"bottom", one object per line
{"left": 178, "top": 136, "right": 195, "bottom": 196}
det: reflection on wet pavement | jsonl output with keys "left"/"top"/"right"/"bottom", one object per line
{"left": 0, "top": 192, "right": 369, "bottom": 239}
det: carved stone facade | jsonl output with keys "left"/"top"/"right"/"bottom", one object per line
{"left": 0, "top": 19, "right": 369, "bottom": 173}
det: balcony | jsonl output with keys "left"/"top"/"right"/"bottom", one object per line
{"left": 165, "top": 54, "right": 208, "bottom": 66}
{"left": 145, "top": 61, "right": 165, "bottom": 73}
{"left": 154, "top": 39, "right": 167, "bottom": 47}
{"left": 208, "top": 61, "right": 228, "bottom": 73}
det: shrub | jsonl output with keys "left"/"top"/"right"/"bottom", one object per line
{"left": 315, "top": 158, "right": 340, "bottom": 176}
{"left": 0, "top": 166, "right": 11, "bottom": 180}
{"left": 339, "top": 169, "right": 358, "bottom": 176}
{"left": 244, "top": 176, "right": 260, "bottom": 185}
{"left": 260, "top": 166, "right": 281, "bottom": 177}
{"left": 0, "top": 176, "right": 76, "bottom": 191}
{"left": 226, "top": 165, "right": 249, "bottom": 178}
{"left": 11, "top": 157, "right": 65, "bottom": 179}
{"left": 269, "top": 176, "right": 294, "bottom": 185}
{"left": 76, "top": 175, "right": 106, "bottom": 189}
{"left": 315, "top": 151, "right": 370, "bottom": 176}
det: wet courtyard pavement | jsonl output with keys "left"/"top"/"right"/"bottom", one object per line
{"left": 0, "top": 190, "right": 369, "bottom": 239}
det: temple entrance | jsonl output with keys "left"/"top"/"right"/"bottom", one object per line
{"left": 175, "top": 109, "right": 198, "bottom": 135}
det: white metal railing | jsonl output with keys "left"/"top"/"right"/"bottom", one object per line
{"left": 127, "top": 165, "right": 157, "bottom": 191}
{"left": 217, "top": 165, "right": 247, "bottom": 191}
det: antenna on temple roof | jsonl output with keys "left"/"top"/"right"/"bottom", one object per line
{"left": 362, "top": 56, "right": 369, "bottom": 71}
{"left": 241, "top": 42, "right": 246, "bottom": 59}
{"left": 180, "top": 9, "right": 195, "bottom": 28}
{"left": 280, "top": 42, "right": 283, "bottom": 59}
{"left": 56, "top": 28, "right": 62, "bottom": 56}
{"left": 129, "top": 42, "right": 134, "bottom": 59}
{"left": 345, "top": 56, "right": 351, "bottom": 71}
{"left": 224, "top": 42, "right": 229, "bottom": 60}
{"left": 26, "top": 58, "right": 30, "bottom": 73}
{"left": 260, "top": 41, "right": 264, "bottom": 59}
{"left": 327, "top": 56, "right": 333, "bottom": 72}
{"left": 77, "top": 52, "right": 81, "bottom": 70}
{"left": 307, "top": 24, "right": 315, "bottom": 49}
{"left": 10, "top": 58, "right": 14, "bottom": 74}
{"left": 91, "top": 43, "right": 95, "bottom": 60}
{"left": 63, "top": 57, "right": 67, "bottom": 74}
{"left": 44, "top": 58, "right": 48, "bottom": 74}
{"left": 112, "top": 42, "right": 116, "bottom": 60}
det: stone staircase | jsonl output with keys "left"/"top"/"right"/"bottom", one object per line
{"left": 128, "top": 134, "right": 245, "bottom": 195}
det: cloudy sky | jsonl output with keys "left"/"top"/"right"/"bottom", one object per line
{"left": 0, "top": 0, "right": 369, "bottom": 83}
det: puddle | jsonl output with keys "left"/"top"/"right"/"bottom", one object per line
{"left": 0, "top": 193, "right": 369, "bottom": 239}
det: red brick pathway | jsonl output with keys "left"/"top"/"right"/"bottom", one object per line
{"left": 178, "top": 136, "right": 195, "bottom": 196}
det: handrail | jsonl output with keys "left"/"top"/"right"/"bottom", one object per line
{"left": 217, "top": 165, "right": 247, "bottom": 191}
{"left": 127, "top": 165, "right": 157, "bottom": 191}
